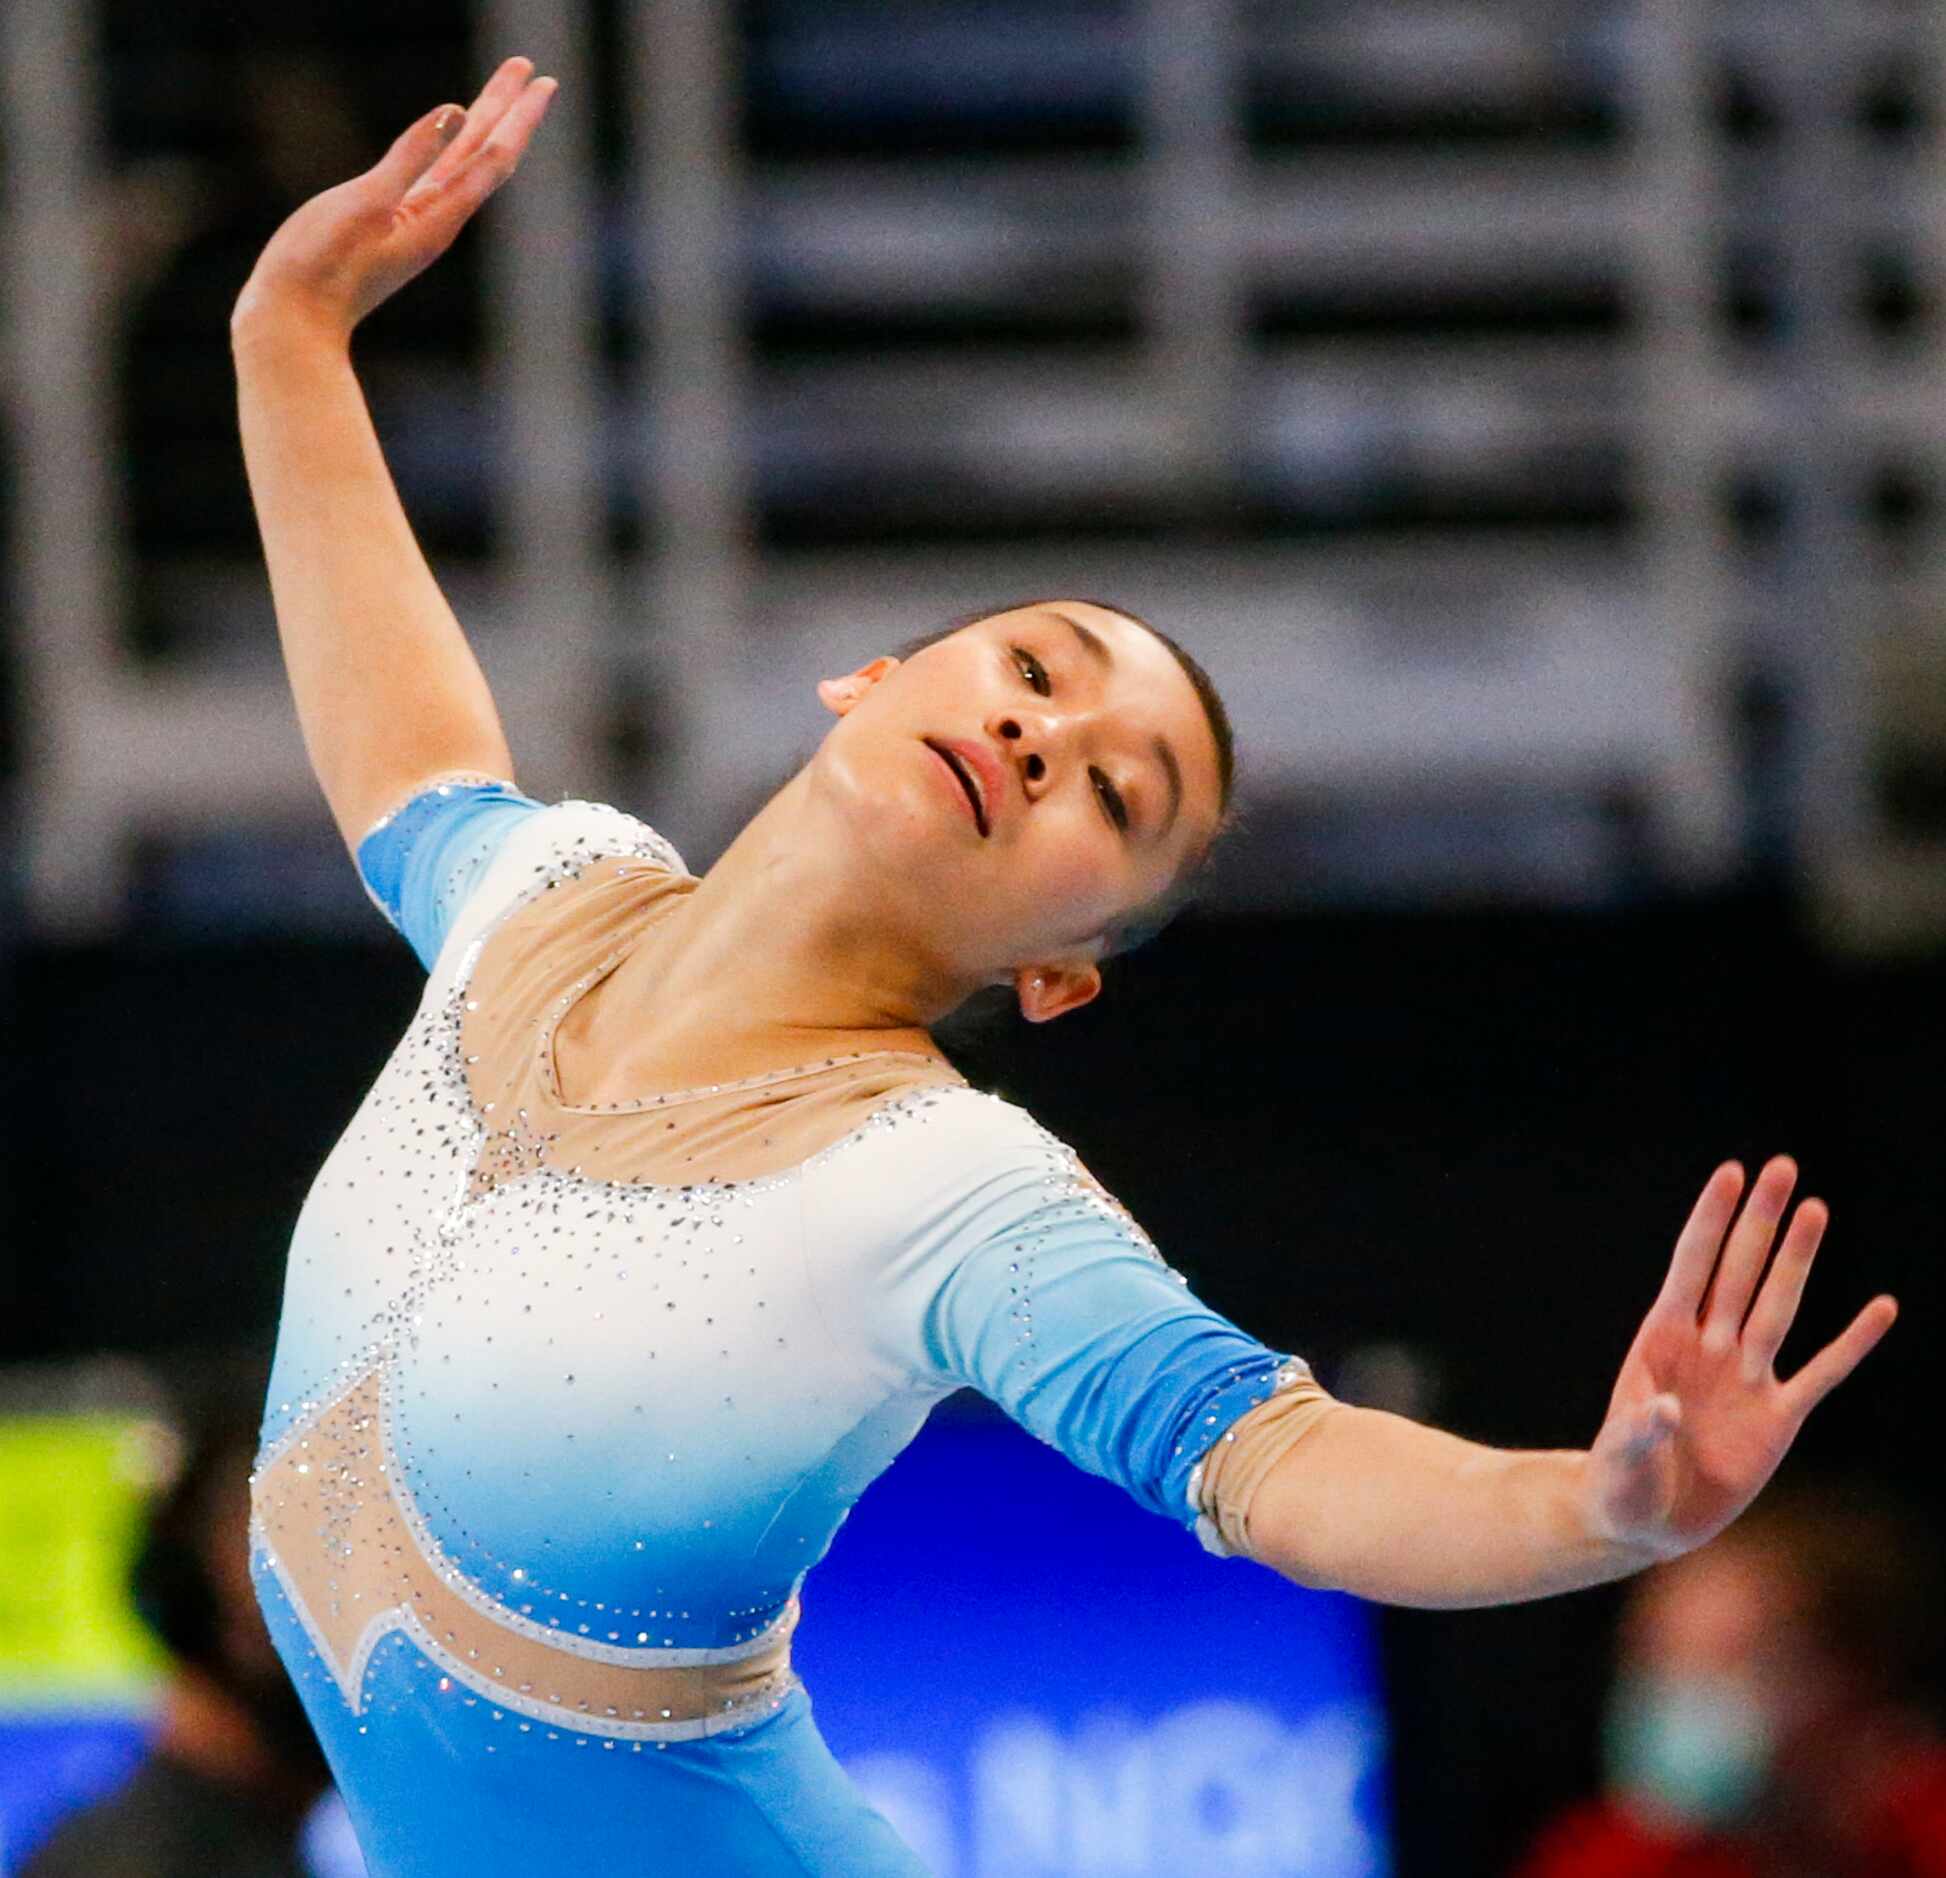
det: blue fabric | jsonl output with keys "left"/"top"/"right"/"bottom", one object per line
{"left": 918, "top": 1142, "right": 1294, "bottom": 1527}
{"left": 355, "top": 778, "right": 543, "bottom": 970}
{"left": 254, "top": 1567, "right": 931, "bottom": 1878}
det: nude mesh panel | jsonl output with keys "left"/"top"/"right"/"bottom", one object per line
{"left": 251, "top": 1366, "right": 795, "bottom": 1731}
{"left": 459, "top": 854, "right": 966, "bottom": 1192}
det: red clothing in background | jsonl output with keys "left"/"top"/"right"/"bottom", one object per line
{"left": 1516, "top": 1746, "right": 1946, "bottom": 1878}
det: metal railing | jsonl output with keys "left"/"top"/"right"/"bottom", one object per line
{"left": 1, "top": 0, "right": 1938, "bottom": 938}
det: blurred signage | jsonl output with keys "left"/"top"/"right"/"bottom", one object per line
{"left": 799, "top": 1406, "right": 1392, "bottom": 1877}
{"left": 0, "top": 1416, "right": 164, "bottom": 1705}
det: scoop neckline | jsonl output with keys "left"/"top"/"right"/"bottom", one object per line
{"left": 533, "top": 942, "right": 957, "bottom": 1117}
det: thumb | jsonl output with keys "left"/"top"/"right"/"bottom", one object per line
{"left": 364, "top": 104, "right": 468, "bottom": 205}
{"left": 1619, "top": 1393, "right": 1682, "bottom": 1460}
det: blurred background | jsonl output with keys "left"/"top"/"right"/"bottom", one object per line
{"left": 1, "top": 1, "right": 1942, "bottom": 1874}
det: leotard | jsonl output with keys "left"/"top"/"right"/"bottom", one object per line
{"left": 250, "top": 781, "right": 1319, "bottom": 1876}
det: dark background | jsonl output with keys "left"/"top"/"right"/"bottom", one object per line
{"left": 3, "top": 3, "right": 1943, "bottom": 1873}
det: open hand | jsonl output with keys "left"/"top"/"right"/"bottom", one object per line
{"left": 232, "top": 57, "right": 556, "bottom": 345}
{"left": 1584, "top": 1156, "right": 1896, "bottom": 1559}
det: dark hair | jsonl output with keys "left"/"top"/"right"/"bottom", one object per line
{"left": 895, "top": 597, "right": 1239, "bottom": 958}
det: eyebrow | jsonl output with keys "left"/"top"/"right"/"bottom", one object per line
{"left": 1058, "top": 609, "right": 1114, "bottom": 671}
{"left": 1153, "top": 735, "right": 1182, "bottom": 837}
{"left": 1047, "top": 606, "right": 1183, "bottom": 840}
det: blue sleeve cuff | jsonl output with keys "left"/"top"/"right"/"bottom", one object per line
{"left": 356, "top": 778, "right": 544, "bottom": 970}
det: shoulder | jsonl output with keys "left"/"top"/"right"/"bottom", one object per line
{"left": 1511, "top": 1799, "right": 1712, "bottom": 1878}
{"left": 357, "top": 777, "right": 689, "bottom": 975}
{"left": 432, "top": 796, "right": 689, "bottom": 972}
{"left": 932, "top": 1087, "right": 1156, "bottom": 1239}
{"left": 469, "top": 797, "right": 687, "bottom": 892}
{"left": 828, "top": 1082, "right": 1064, "bottom": 1189}
{"left": 809, "top": 1081, "right": 1156, "bottom": 1255}
{"left": 1880, "top": 1739, "right": 1946, "bottom": 1850}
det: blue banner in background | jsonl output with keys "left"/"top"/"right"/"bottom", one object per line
{"left": 0, "top": 1717, "right": 367, "bottom": 1878}
{"left": 796, "top": 1403, "right": 1392, "bottom": 1878}
{"left": 0, "top": 1715, "right": 148, "bottom": 1873}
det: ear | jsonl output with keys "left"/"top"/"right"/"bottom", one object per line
{"left": 816, "top": 655, "right": 901, "bottom": 717}
{"left": 1012, "top": 960, "right": 1102, "bottom": 1024}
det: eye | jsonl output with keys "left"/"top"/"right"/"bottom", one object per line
{"left": 1091, "top": 767, "right": 1130, "bottom": 832}
{"left": 1012, "top": 645, "right": 1051, "bottom": 695}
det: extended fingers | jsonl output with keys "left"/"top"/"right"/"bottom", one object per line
{"left": 1653, "top": 1161, "right": 1745, "bottom": 1321}
{"left": 414, "top": 73, "right": 557, "bottom": 222}
{"left": 477, "top": 74, "right": 558, "bottom": 173}
{"left": 412, "top": 56, "right": 536, "bottom": 197}
{"left": 1783, "top": 1295, "right": 1899, "bottom": 1419}
{"left": 1701, "top": 1155, "right": 1798, "bottom": 1338}
{"left": 364, "top": 102, "right": 470, "bottom": 207}
{"left": 1740, "top": 1194, "right": 1828, "bottom": 1370}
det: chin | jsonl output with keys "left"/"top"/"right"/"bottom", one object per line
{"left": 816, "top": 745, "right": 957, "bottom": 878}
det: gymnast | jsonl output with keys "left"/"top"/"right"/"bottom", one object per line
{"left": 235, "top": 59, "right": 1898, "bottom": 1875}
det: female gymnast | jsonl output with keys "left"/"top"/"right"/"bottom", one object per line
{"left": 236, "top": 59, "right": 1899, "bottom": 1876}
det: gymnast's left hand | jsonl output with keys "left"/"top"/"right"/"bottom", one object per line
{"left": 1581, "top": 1155, "right": 1897, "bottom": 1560}
{"left": 232, "top": 56, "right": 556, "bottom": 347}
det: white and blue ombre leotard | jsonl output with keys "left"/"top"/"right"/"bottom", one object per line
{"left": 250, "top": 781, "right": 1315, "bottom": 1877}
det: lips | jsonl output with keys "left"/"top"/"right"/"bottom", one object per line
{"left": 924, "top": 738, "right": 995, "bottom": 837}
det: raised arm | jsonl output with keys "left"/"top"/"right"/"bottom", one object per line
{"left": 1242, "top": 1156, "right": 1897, "bottom": 1608}
{"left": 230, "top": 59, "right": 556, "bottom": 850}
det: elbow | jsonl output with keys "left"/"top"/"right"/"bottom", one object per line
{"left": 1214, "top": 1395, "right": 1357, "bottom": 1593}
{"left": 1254, "top": 1529, "right": 1352, "bottom": 1596}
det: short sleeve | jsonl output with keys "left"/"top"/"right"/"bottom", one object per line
{"left": 356, "top": 781, "right": 687, "bottom": 973}
{"left": 911, "top": 1100, "right": 1306, "bottom": 1535}
{"left": 356, "top": 778, "right": 546, "bottom": 970}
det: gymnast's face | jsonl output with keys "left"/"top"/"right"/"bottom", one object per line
{"left": 811, "top": 601, "right": 1223, "bottom": 1019}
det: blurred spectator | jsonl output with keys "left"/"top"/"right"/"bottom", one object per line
{"left": 1516, "top": 1482, "right": 1946, "bottom": 1878}
{"left": 20, "top": 1411, "right": 360, "bottom": 1878}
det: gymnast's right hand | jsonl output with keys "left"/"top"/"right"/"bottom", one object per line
{"left": 232, "top": 56, "right": 556, "bottom": 347}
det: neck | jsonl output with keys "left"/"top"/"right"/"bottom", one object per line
{"left": 590, "top": 774, "right": 967, "bottom": 1079}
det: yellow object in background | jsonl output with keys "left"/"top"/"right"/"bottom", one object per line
{"left": 0, "top": 1417, "right": 167, "bottom": 1710}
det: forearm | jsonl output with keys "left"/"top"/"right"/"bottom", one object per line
{"left": 232, "top": 303, "right": 513, "bottom": 849}
{"left": 1247, "top": 1404, "right": 1661, "bottom": 1609}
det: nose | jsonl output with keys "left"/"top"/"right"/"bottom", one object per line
{"left": 990, "top": 706, "right": 1054, "bottom": 792}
